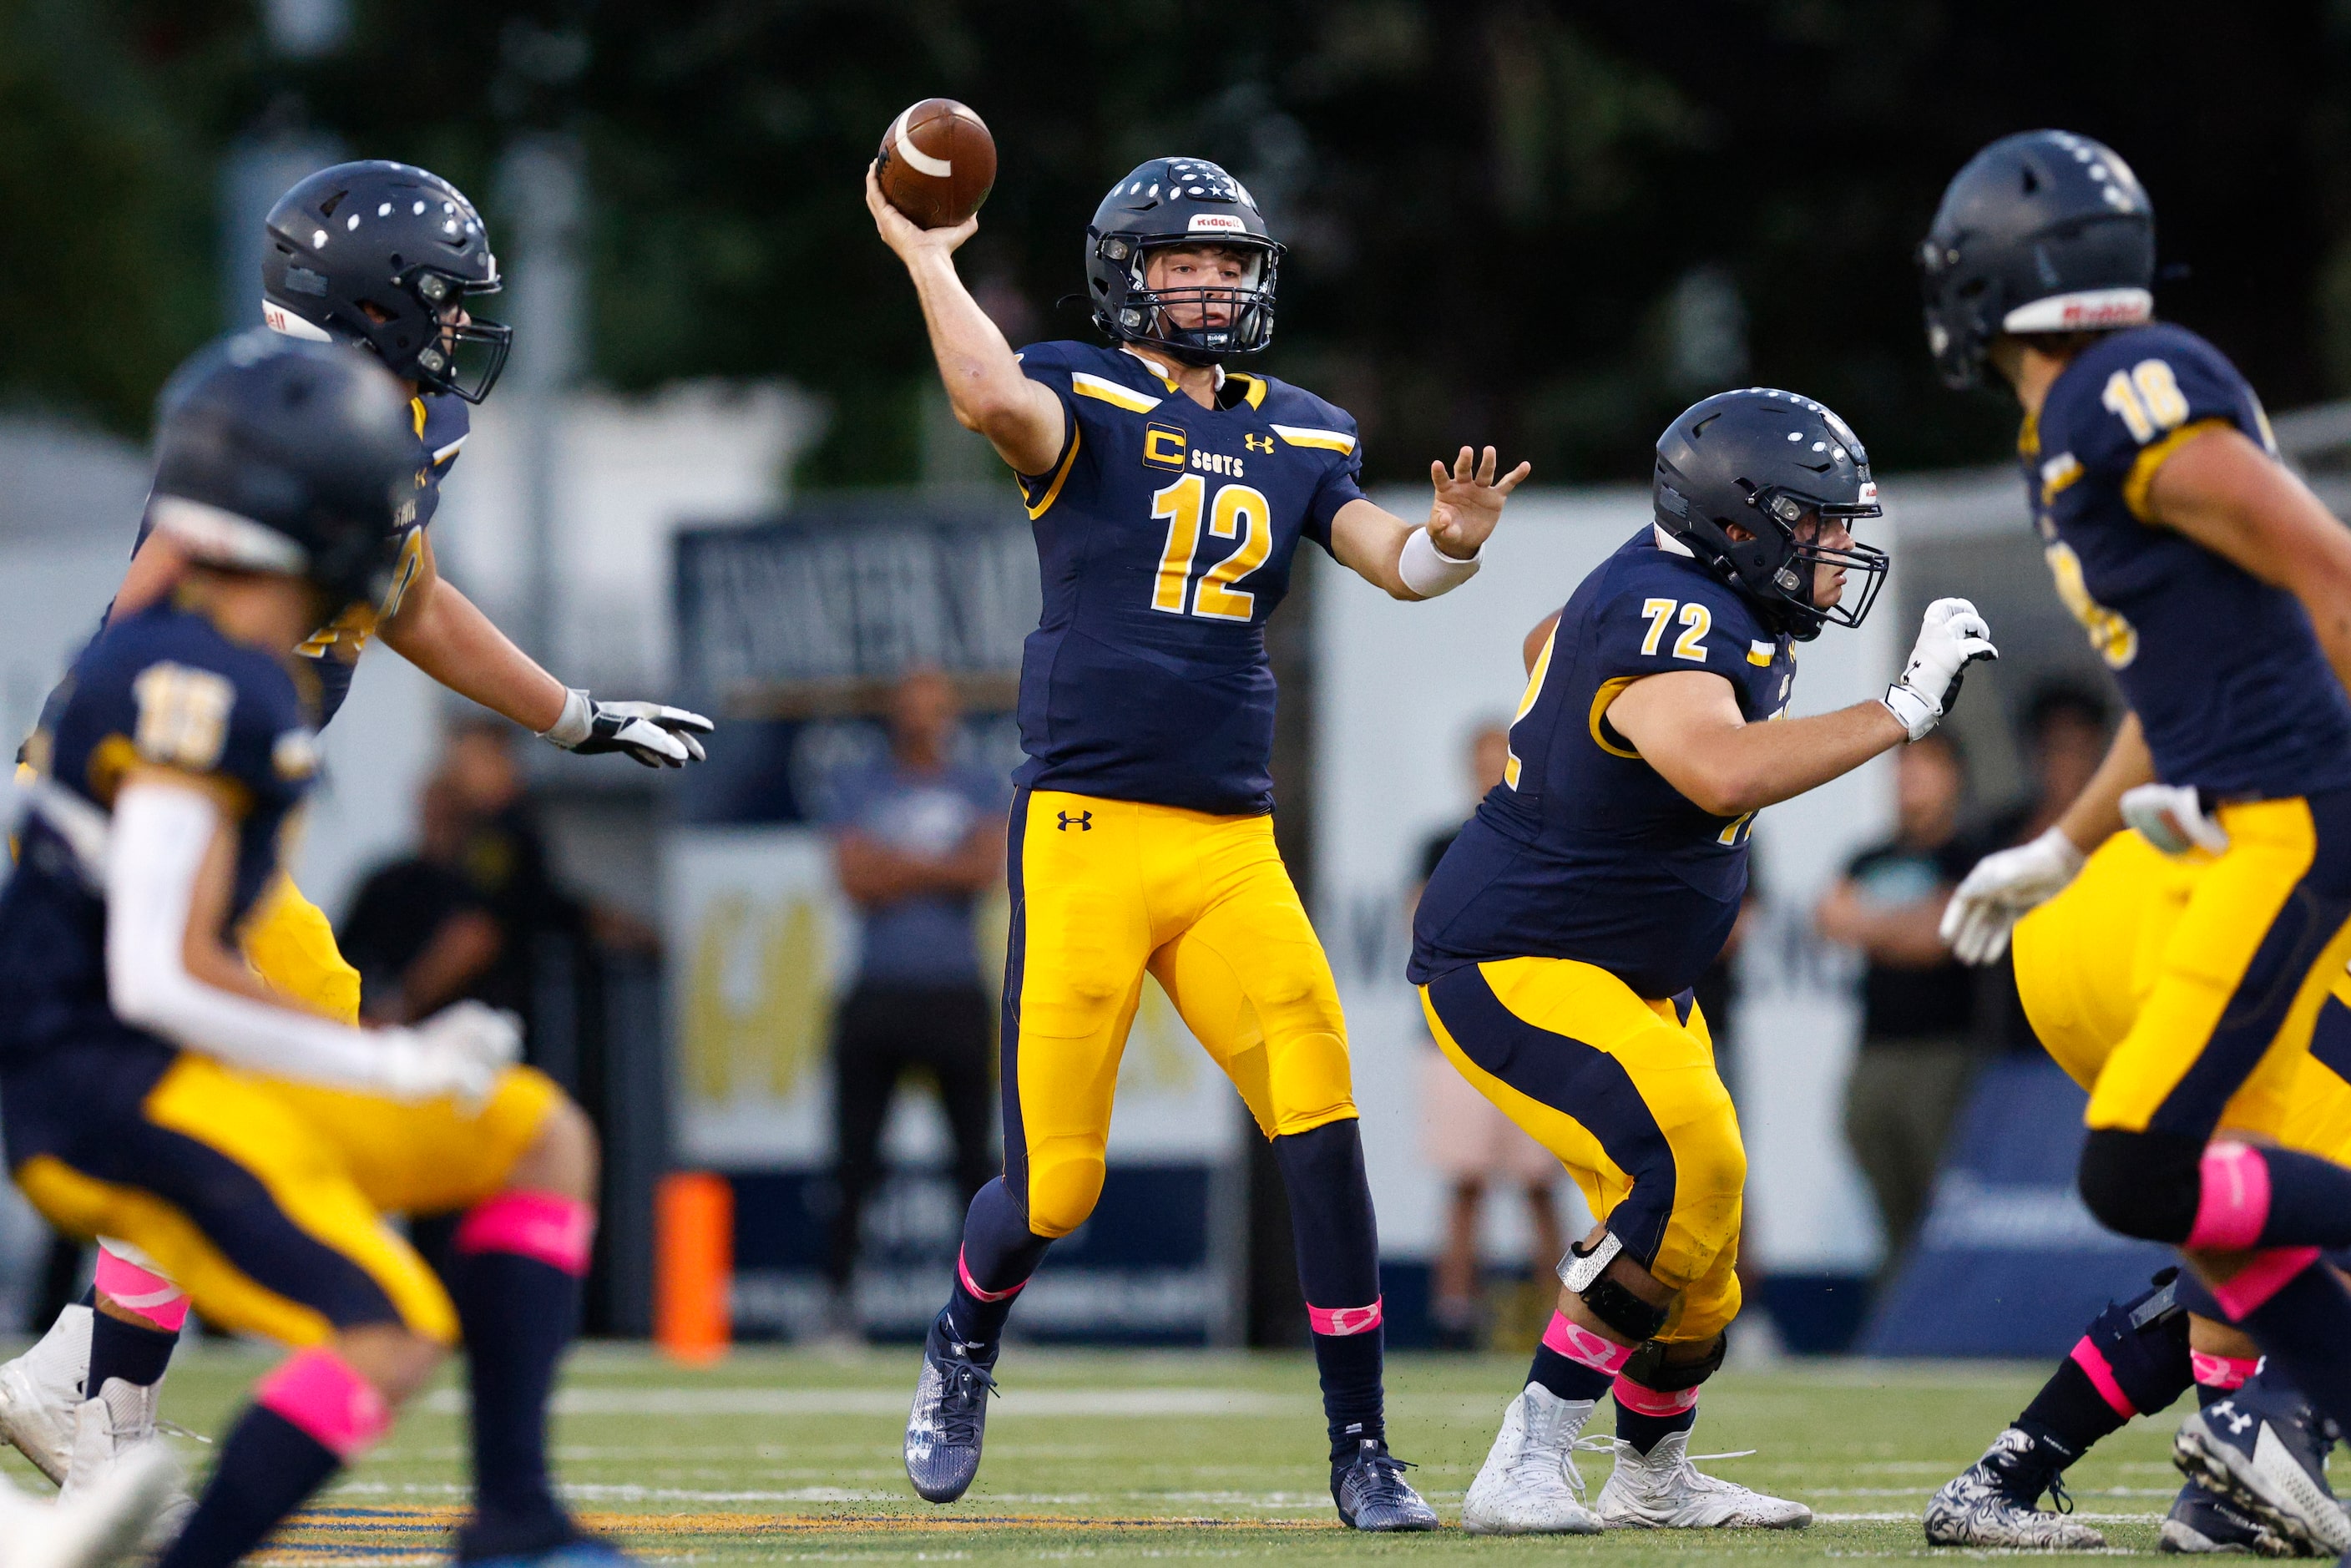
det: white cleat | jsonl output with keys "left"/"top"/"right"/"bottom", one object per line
{"left": 1461, "top": 1385, "right": 1605, "bottom": 1535}
{"left": 59, "top": 1387, "right": 193, "bottom": 1548}
{"left": 0, "top": 1304, "right": 93, "bottom": 1485}
{"left": 1594, "top": 1430, "right": 1812, "bottom": 1529}
{"left": 0, "top": 1444, "right": 179, "bottom": 1568}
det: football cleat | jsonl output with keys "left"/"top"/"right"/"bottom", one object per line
{"left": 0, "top": 1303, "right": 93, "bottom": 1485}
{"left": 2159, "top": 1477, "right": 2295, "bottom": 1556}
{"left": 58, "top": 1387, "right": 192, "bottom": 1548}
{"left": 1594, "top": 1430, "right": 1812, "bottom": 1529}
{"left": 2176, "top": 1388, "right": 2351, "bottom": 1556}
{"left": 1461, "top": 1385, "right": 1604, "bottom": 1535}
{"left": 903, "top": 1312, "right": 998, "bottom": 1505}
{"left": 1330, "top": 1438, "right": 1438, "bottom": 1531}
{"left": 1924, "top": 1426, "right": 2106, "bottom": 1550}
{"left": 0, "top": 1440, "right": 179, "bottom": 1568}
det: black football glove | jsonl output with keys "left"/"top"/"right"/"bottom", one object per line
{"left": 542, "top": 689, "right": 713, "bottom": 767}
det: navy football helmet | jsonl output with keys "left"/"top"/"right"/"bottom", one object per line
{"left": 1085, "top": 158, "right": 1283, "bottom": 363}
{"left": 1920, "top": 130, "right": 2156, "bottom": 390}
{"left": 149, "top": 331, "right": 416, "bottom": 608}
{"left": 1653, "top": 389, "right": 1888, "bottom": 641}
{"left": 262, "top": 161, "right": 513, "bottom": 403}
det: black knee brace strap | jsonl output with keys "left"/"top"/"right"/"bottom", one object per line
{"left": 1559, "top": 1232, "right": 1668, "bottom": 1343}
{"left": 2078, "top": 1128, "right": 2203, "bottom": 1243}
{"left": 1620, "top": 1332, "right": 1727, "bottom": 1393}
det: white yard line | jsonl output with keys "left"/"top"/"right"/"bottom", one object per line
{"left": 421, "top": 1387, "right": 1297, "bottom": 1418}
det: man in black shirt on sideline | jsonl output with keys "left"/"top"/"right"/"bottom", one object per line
{"left": 1813, "top": 728, "right": 1979, "bottom": 1274}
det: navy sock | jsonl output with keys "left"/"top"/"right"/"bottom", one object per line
{"left": 1527, "top": 1339, "right": 1614, "bottom": 1404}
{"left": 77, "top": 1285, "right": 96, "bottom": 1309}
{"left": 2017, "top": 1276, "right": 2191, "bottom": 1462}
{"left": 1615, "top": 1401, "right": 1697, "bottom": 1455}
{"left": 944, "top": 1177, "right": 1050, "bottom": 1348}
{"left": 157, "top": 1406, "right": 340, "bottom": 1568}
{"left": 2256, "top": 1148, "right": 2351, "bottom": 1249}
{"left": 2235, "top": 1258, "right": 2351, "bottom": 1436}
{"left": 447, "top": 1249, "right": 581, "bottom": 1556}
{"left": 88, "top": 1308, "right": 179, "bottom": 1393}
{"left": 1270, "top": 1121, "right": 1387, "bottom": 1460}
{"left": 2015, "top": 1360, "right": 2128, "bottom": 1465}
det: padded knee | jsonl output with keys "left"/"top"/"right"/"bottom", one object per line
{"left": 2075, "top": 1268, "right": 2192, "bottom": 1416}
{"left": 2079, "top": 1128, "right": 2203, "bottom": 1243}
{"left": 1560, "top": 1232, "right": 1668, "bottom": 1343}
{"left": 1023, "top": 1141, "right": 1105, "bottom": 1238}
{"left": 1620, "top": 1331, "right": 1726, "bottom": 1393}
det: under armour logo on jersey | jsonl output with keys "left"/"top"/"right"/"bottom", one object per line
{"left": 1057, "top": 810, "right": 1093, "bottom": 832}
{"left": 1244, "top": 433, "right": 1274, "bottom": 453}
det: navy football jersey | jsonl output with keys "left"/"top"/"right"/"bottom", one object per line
{"left": 1410, "top": 528, "right": 1797, "bottom": 999}
{"left": 2025, "top": 323, "right": 2351, "bottom": 797}
{"left": 0, "top": 603, "right": 319, "bottom": 1066}
{"left": 1010, "top": 341, "right": 1367, "bottom": 815}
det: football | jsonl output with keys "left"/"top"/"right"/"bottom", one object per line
{"left": 875, "top": 99, "right": 996, "bottom": 230}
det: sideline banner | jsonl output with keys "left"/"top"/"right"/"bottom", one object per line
{"left": 1859, "top": 1055, "right": 2172, "bottom": 1357}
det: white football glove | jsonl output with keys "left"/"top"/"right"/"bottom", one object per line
{"left": 1882, "top": 597, "right": 2000, "bottom": 741}
{"left": 1939, "top": 827, "right": 2087, "bottom": 965}
{"left": 376, "top": 1000, "right": 523, "bottom": 1110}
{"left": 2121, "top": 781, "right": 2229, "bottom": 858}
{"left": 541, "top": 688, "right": 713, "bottom": 768}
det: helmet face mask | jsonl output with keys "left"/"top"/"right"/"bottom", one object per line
{"left": 1653, "top": 389, "right": 1888, "bottom": 641}
{"left": 263, "top": 162, "right": 514, "bottom": 403}
{"left": 1087, "top": 159, "right": 1284, "bottom": 364}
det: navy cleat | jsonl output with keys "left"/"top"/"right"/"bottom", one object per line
{"left": 1332, "top": 1438, "right": 1439, "bottom": 1531}
{"left": 904, "top": 1311, "right": 999, "bottom": 1505}
{"left": 2160, "top": 1477, "right": 2294, "bottom": 1556}
{"left": 2175, "top": 1382, "right": 2351, "bottom": 1556}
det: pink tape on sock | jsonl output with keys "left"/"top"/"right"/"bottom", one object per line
{"left": 2187, "top": 1141, "right": 2272, "bottom": 1252}
{"left": 453, "top": 1191, "right": 595, "bottom": 1277}
{"left": 2069, "top": 1336, "right": 2137, "bottom": 1418}
{"left": 255, "top": 1348, "right": 391, "bottom": 1461}
{"left": 2191, "top": 1349, "right": 2259, "bottom": 1390}
{"left": 1611, "top": 1374, "right": 1700, "bottom": 1418}
{"left": 94, "top": 1247, "right": 189, "bottom": 1333}
{"left": 1541, "top": 1313, "right": 1633, "bottom": 1375}
{"left": 2211, "top": 1247, "right": 2321, "bottom": 1321}
{"left": 957, "top": 1247, "right": 1026, "bottom": 1303}
{"left": 1307, "top": 1298, "right": 1383, "bottom": 1337}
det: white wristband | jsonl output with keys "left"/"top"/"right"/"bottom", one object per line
{"left": 1400, "top": 528, "right": 1481, "bottom": 598}
{"left": 541, "top": 686, "right": 593, "bottom": 748}
{"left": 1880, "top": 683, "right": 1939, "bottom": 741}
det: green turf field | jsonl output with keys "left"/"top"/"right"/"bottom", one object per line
{"left": 1, "top": 1340, "right": 2206, "bottom": 1563}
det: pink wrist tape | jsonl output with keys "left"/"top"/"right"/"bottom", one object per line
{"left": 255, "top": 1348, "right": 391, "bottom": 1461}
{"left": 1542, "top": 1313, "right": 1633, "bottom": 1375}
{"left": 1307, "top": 1298, "right": 1383, "bottom": 1337}
{"left": 1612, "top": 1373, "right": 1701, "bottom": 1418}
{"left": 454, "top": 1191, "right": 595, "bottom": 1277}
{"left": 2191, "top": 1349, "right": 2259, "bottom": 1391}
{"left": 2069, "top": 1337, "right": 2137, "bottom": 1418}
{"left": 2187, "top": 1141, "right": 2272, "bottom": 1252}
{"left": 95, "top": 1247, "right": 190, "bottom": 1333}
{"left": 957, "top": 1247, "right": 1026, "bottom": 1303}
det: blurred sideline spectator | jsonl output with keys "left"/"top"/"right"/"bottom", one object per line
{"left": 823, "top": 670, "right": 1009, "bottom": 1333}
{"left": 1814, "top": 730, "right": 1980, "bottom": 1277}
{"left": 341, "top": 777, "right": 501, "bottom": 1023}
{"left": 1415, "top": 721, "right": 1564, "bottom": 1350}
{"left": 1976, "top": 684, "right": 2115, "bottom": 1054}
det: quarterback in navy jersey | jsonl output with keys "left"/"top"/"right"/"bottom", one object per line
{"left": 1920, "top": 132, "right": 2351, "bottom": 1553}
{"left": 1414, "top": 389, "right": 1996, "bottom": 1535}
{"left": 0, "top": 162, "right": 706, "bottom": 1538}
{"left": 869, "top": 154, "right": 1531, "bottom": 1528}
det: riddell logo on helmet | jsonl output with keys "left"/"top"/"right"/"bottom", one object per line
{"left": 2061, "top": 299, "right": 2141, "bottom": 326}
{"left": 1186, "top": 213, "right": 1246, "bottom": 233}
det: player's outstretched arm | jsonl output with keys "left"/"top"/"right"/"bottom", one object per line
{"left": 865, "top": 164, "right": 1064, "bottom": 476}
{"left": 379, "top": 533, "right": 710, "bottom": 766}
{"left": 1609, "top": 597, "right": 1996, "bottom": 817}
{"left": 2147, "top": 423, "right": 2351, "bottom": 698}
{"left": 1327, "top": 446, "right": 1530, "bottom": 599}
